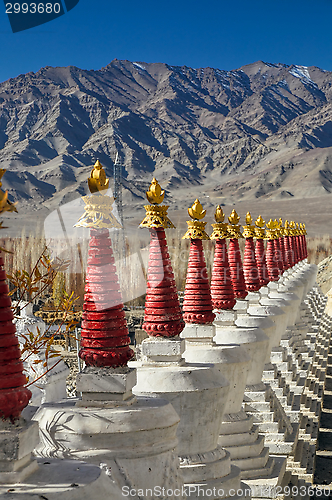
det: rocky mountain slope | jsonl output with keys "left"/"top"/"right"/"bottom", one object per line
{"left": 1, "top": 59, "right": 332, "bottom": 233}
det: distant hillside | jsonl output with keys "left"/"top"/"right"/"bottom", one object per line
{"left": 1, "top": 59, "right": 332, "bottom": 233}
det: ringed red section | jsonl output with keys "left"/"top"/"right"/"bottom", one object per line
{"left": 142, "top": 228, "right": 184, "bottom": 337}
{"left": 0, "top": 253, "right": 31, "bottom": 421}
{"left": 79, "top": 228, "right": 134, "bottom": 368}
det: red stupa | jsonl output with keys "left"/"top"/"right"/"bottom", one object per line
{"left": 227, "top": 209, "right": 247, "bottom": 299}
{"left": 254, "top": 215, "right": 269, "bottom": 287}
{"left": 210, "top": 205, "right": 236, "bottom": 310}
{"left": 242, "top": 212, "right": 261, "bottom": 292}
{"left": 0, "top": 170, "right": 31, "bottom": 421}
{"left": 0, "top": 254, "right": 31, "bottom": 420}
{"left": 140, "top": 179, "right": 184, "bottom": 337}
{"left": 75, "top": 161, "right": 134, "bottom": 367}
{"left": 182, "top": 199, "right": 215, "bottom": 323}
{"left": 284, "top": 220, "right": 294, "bottom": 269}
{"left": 265, "top": 219, "right": 280, "bottom": 282}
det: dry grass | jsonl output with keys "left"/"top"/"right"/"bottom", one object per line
{"left": 306, "top": 235, "right": 332, "bottom": 265}
{"left": 1, "top": 231, "right": 330, "bottom": 310}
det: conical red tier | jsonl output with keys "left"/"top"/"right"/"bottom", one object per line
{"left": 143, "top": 228, "right": 184, "bottom": 337}
{"left": 255, "top": 239, "right": 269, "bottom": 286}
{"left": 273, "top": 239, "right": 284, "bottom": 275}
{"left": 295, "top": 235, "right": 301, "bottom": 263}
{"left": 243, "top": 237, "right": 260, "bottom": 292}
{"left": 228, "top": 239, "right": 248, "bottom": 299}
{"left": 279, "top": 237, "right": 287, "bottom": 271}
{"left": 183, "top": 239, "right": 215, "bottom": 323}
{"left": 80, "top": 229, "right": 134, "bottom": 367}
{"left": 284, "top": 235, "right": 293, "bottom": 269}
{"left": 0, "top": 254, "right": 31, "bottom": 421}
{"left": 291, "top": 235, "right": 298, "bottom": 264}
{"left": 210, "top": 239, "right": 236, "bottom": 310}
{"left": 266, "top": 240, "right": 280, "bottom": 281}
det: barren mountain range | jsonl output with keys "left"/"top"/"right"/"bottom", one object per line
{"left": 1, "top": 59, "right": 332, "bottom": 235}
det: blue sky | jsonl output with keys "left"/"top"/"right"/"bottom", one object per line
{"left": 1, "top": 0, "right": 332, "bottom": 83}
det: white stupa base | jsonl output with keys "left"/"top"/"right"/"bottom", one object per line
{"left": 0, "top": 458, "right": 121, "bottom": 500}
{"left": 34, "top": 396, "right": 184, "bottom": 496}
{"left": 34, "top": 366, "right": 185, "bottom": 496}
{"left": 131, "top": 336, "right": 242, "bottom": 496}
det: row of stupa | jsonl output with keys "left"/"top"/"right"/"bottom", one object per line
{"left": 0, "top": 162, "right": 326, "bottom": 500}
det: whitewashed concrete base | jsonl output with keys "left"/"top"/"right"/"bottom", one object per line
{"left": 34, "top": 366, "right": 185, "bottom": 499}
{"left": 130, "top": 335, "right": 248, "bottom": 498}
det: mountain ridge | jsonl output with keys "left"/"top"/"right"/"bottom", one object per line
{"left": 1, "top": 59, "right": 332, "bottom": 233}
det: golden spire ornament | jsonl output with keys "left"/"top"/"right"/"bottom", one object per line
{"left": 183, "top": 199, "right": 209, "bottom": 239}
{"left": 75, "top": 160, "right": 121, "bottom": 229}
{"left": 254, "top": 215, "right": 265, "bottom": 239}
{"left": 140, "top": 178, "right": 175, "bottom": 228}
{"left": 265, "top": 219, "right": 278, "bottom": 240}
{"left": 242, "top": 211, "right": 256, "bottom": 238}
{"left": 278, "top": 218, "right": 285, "bottom": 237}
{"left": 87, "top": 160, "right": 109, "bottom": 194}
{"left": 210, "top": 205, "right": 228, "bottom": 239}
{"left": 284, "top": 219, "right": 291, "bottom": 236}
{"left": 227, "top": 209, "right": 242, "bottom": 239}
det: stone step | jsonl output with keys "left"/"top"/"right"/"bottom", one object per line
{"left": 226, "top": 434, "right": 265, "bottom": 460}
{"left": 218, "top": 425, "right": 260, "bottom": 448}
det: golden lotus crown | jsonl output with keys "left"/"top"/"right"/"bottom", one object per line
{"left": 75, "top": 160, "right": 120, "bottom": 229}
{"left": 183, "top": 199, "right": 209, "bottom": 239}
{"left": 255, "top": 215, "right": 265, "bottom": 228}
{"left": 215, "top": 205, "right": 225, "bottom": 223}
{"left": 227, "top": 209, "right": 242, "bottom": 239}
{"left": 228, "top": 209, "right": 240, "bottom": 225}
{"left": 266, "top": 219, "right": 278, "bottom": 230}
{"left": 279, "top": 218, "right": 283, "bottom": 227}
{"left": 146, "top": 178, "right": 165, "bottom": 205}
{"left": 188, "top": 199, "right": 206, "bottom": 220}
{"left": 245, "top": 212, "right": 252, "bottom": 225}
{"left": 140, "top": 178, "right": 174, "bottom": 229}
{"left": 211, "top": 205, "right": 228, "bottom": 239}
{"left": 88, "top": 160, "right": 109, "bottom": 194}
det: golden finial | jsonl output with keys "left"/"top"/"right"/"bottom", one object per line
{"left": 289, "top": 221, "right": 297, "bottom": 236}
{"left": 284, "top": 220, "right": 290, "bottom": 236}
{"left": 75, "top": 160, "right": 120, "bottom": 229}
{"left": 265, "top": 219, "right": 278, "bottom": 240}
{"left": 228, "top": 209, "right": 240, "bottom": 226}
{"left": 245, "top": 212, "right": 252, "bottom": 225}
{"left": 87, "top": 160, "right": 109, "bottom": 194}
{"left": 303, "top": 223, "right": 307, "bottom": 235}
{"left": 146, "top": 178, "right": 165, "bottom": 205}
{"left": 183, "top": 199, "right": 209, "bottom": 240}
{"left": 214, "top": 205, "right": 225, "bottom": 223}
{"left": 0, "top": 170, "right": 17, "bottom": 216}
{"left": 255, "top": 215, "right": 265, "bottom": 228}
{"left": 227, "top": 209, "right": 242, "bottom": 239}
{"left": 211, "top": 205, "right": 228, "bottom": 239}
{"left": 254, "top": 215, "right": 265, "bottom": 239}
{"left": 243, "top": 211, "right": 256, "bottom": 238}
{"left": 188, "top": 199, "right": 206, "bottom": 220}
{"left": 140, "top": 178, "right": 174, "bottom": 229}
